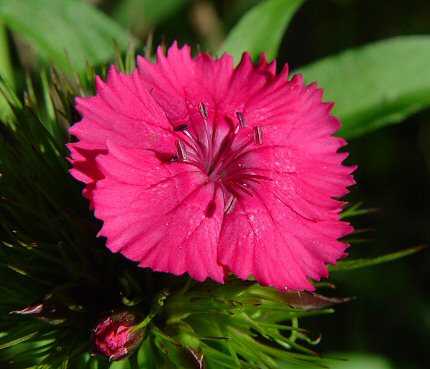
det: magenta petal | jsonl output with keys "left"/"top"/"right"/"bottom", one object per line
{"left": 219, "top": 193, "right": 352, "bottom": 291}
{"left": 93, "top": 142, "right": 225, "bottom": 282}
{"left": 137, "top": 43, "right": 279, "bottom": 121}
{"left": 68, "top": 67, "right": 174, "bottom": 205}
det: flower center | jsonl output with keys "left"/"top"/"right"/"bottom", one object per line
{"left": 170, "top": 103, "right": 272, "bottom": 214}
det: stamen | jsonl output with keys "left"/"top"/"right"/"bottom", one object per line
{"left": 199, "top": 102, "right": 213, "bottom": 170}
{"left": 182, "top": 130, "right": 198, "bottom": 146}
{"left": 236, "top": 112, "right": 246, "bottom": 128}
{"left": 214, "top": 137, "right": 253, "bottom": 176}
{"left": 174, "top": 124, "right": 189, "bottom": 132}
{"left": 198, "top": 102, "right": 209, "bottom": 121}
{"left": 224, "top": 172, "right": 273, "bottom": 183}
{"left": 253, "top": 126, "right": 263, "bottom": 145}
{"left": 224, "top": 195, "right": 238, "bottom": 214}
{"left": 233, "top": 124, "right": 241, "bottom": 136}
{"left": 229, "top": 181, "right": 254, "bottom": 197}
{"left": 175, "top": 140, "right": 188, "bottom": 161}
{"left": 169, "top": 109, "right": 271, "bottom": 214}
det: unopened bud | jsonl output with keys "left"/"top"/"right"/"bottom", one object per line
{"left": 92, "top": 310, "right": 144, "bottom": 361}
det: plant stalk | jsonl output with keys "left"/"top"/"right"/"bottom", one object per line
{"left": 0, "top": 21, "right": 14, "bottom": 86}
{"left": 0, "top": 21, "right": 14, "bottom": 118}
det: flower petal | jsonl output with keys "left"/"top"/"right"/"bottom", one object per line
{"left": 68, "top": 67, "right": 174, "bottom": 205}
{"left": 137, "top": 42, "right": 279, "bottom": 156}
{"left": 236, "top": 76, "right": 355, "bottom": 221}
{"left": 93, "top": 141, "right": 225, "bottom": 282}
{"left": 137, "top": 43, "right": 279, "bottom": 116}
{"left": 216, "top": 71, "right": 354, "bottom": 291}
{"left": 219, "top": 192, "right": 352, "bottom": 291}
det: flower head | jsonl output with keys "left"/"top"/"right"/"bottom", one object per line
{"left": 92, "top": 310, "right": 144, "bottom": 361}
{"left": 68, "top": 42, "right": 355, "bottom": 291}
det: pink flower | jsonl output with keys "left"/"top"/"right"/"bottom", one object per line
{"left": 68, "top": 42, "right": 355, "bottom": 291}
{"left": 92, "top": 310, "right": 144, "bottom": 360}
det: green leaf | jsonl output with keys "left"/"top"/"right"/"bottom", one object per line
{"left": 325, "top": 353, "right": 393, "bottom": 369}
{"left": 329, "top": 246, "right": 425, "bottom": 272}
{"left": 0, "top": 0, "right": 130, "bottom": 72}
{"left": 114, "top": 0, "right": 192, "bottom": 28}
{"left": 0, "top": 21, "right": 13, "bottom": 117}
{"left": 297, "top": 36, "right": 430, "bottom": 139}
{"left": 341, "top": 202, "right": 379, "bottom": 219}
{"left": 282, "top": 352, "right": 394, "bottom": 369}
{"left": 218, "top": 0, "right": 305, "bottom": 63}
{"left": 0, "top": 21, "right": 13, "bottom": 85}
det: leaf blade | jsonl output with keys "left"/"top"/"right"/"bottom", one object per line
{"left": 114, "top": 0, "right": 192, "bottom": 27}
{"left": 218, "top": 0, "right": 305, "bottom": 63}
{"left": 329, "top": 246, "right": 425, "bottom": 272}
{"left": 296, "top": 36, "right": 430, "bottom": 138}
{"left": 0, "top": 0, "right": 130, "bottom": 72}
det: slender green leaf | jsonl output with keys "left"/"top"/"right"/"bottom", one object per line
{"left": 0, "top": 20, "right": 13, "bottom": 85}
{"left": 329, "top": 246, "right": 425, "bottom": 272}
{"left": 0, "top": 20, "right": 13, "bottom": 117}
{"left": 0, "top": 0, "right": 130, "bottom": 72}
{"left": 219, "top": 0, "right": 305, "bottom": 63}
{"left": 297, "top": 36, "right": 430, "bottom": 138}
{"left": 341, "top": 202, "right": 379, "bottom": 219}
{"left": 281, "top": 352, "right": 394, "bottom": 369}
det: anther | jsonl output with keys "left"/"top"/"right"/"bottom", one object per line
{"left": 198, "top": 102, "right": 209, "bottom": 121}
{"left": 173, "top": 124, "right": 189, "bottom": 132}
{"left": 236, "top": 112, "right": 246, "bottom": 128}
{"left": 224, "top": 195, "right": 238, "bottom": 214}
{"left": 175, "top": 140, "right": 188, "bottom": 161}
{"left": 233, "top": 124, "right": 241, "bottom": 135}
{"left": 253, "top": 126, "right": 263, "bottom": 145}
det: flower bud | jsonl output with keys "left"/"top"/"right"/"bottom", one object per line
{"left": 92, "top": 310, "right": 144, "bottom": 361}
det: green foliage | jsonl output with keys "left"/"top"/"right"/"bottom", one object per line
{"left": 329, "top": 246, "right": 424, "bottom": 272}
{"left": 114, "top": 0, "right": 192, "bottom": 29}
{"left": 281, "top": 352, "right": 394, "bottom": 369}
{"left": 218, "top": 0, "right": 305, "bottom": 62}
{"left": 297, "top": 36, "right": 430, "bottom": 139}
{"left": 0, "top": 21, "right": 13, "bottom": 85}
{"left": 341, "top": 202, "right": 379, "bottom": 219}
{"left": 0, "top": 0, "right": 130, "bottom": 73}
{"left": 0, "top": 21, "right": 13, "bottom": 118}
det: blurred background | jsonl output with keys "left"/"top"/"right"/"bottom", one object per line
{"left": 1, "top": 0, "right": 429, "bottom": 368}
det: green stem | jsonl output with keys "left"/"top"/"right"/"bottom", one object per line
{"left": 0, "top": 21, "right": 14, "bottom": 86}
{"left": 134, "top": 289, "right": 170, "bottom": 331}
{"left": 0, "top": 21, "right": 13, "bottom": 118}
{"left": 289, "top": 317, "right": 299, "bottom": 343}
